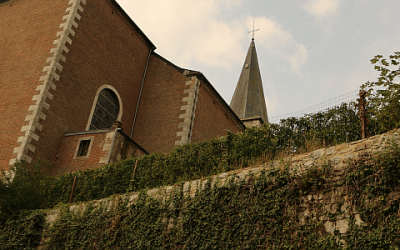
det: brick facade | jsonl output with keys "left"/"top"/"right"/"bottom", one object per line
{"left": 0, "top": 0, "right": 69, "bottom": 169}
{"left": 131, "top": 54, "right": 189, "bottom": 153}
{"left": 54, "top": 131, "right": 109, "bottom": 175}
{"left": 53, "top": 129, "right": 147, "bottom": 175}
{"left": 27, "top": 0, "right": 152, "bottom": 168}
{"left": 191, "top": 80, "right": 244, "bottom": 143}
{"left": 0, "top": 0, "right": 245, "bottom": 174}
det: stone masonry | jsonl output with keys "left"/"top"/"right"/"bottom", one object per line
{"left": 44, "top": 129, "right": 400, "bottom": 235}
{"left": 175, "top": 75, "right": 200, "bottom": 146}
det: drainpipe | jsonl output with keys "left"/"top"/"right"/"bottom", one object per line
{"left": 107, "top": 128, "right": 122, "bottom": 164}
{"left": 130, "top": 47, "right": 155, "bottom": 138}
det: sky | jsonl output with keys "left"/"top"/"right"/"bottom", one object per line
{"left": 116, "top": 0, "right": 400, "bottom": 122}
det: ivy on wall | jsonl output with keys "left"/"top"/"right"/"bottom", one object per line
{"left": 0, "top": 210, "right": 45, "bottom": 250}
{"left": 3, "top": 142, "right": 400, "bottom": 249}
{"left": 0, "top": 101, "right": 388, "bottom": 215}
{"left": 38, "top": 166, "right": 343, "bottom": 250}
{"left": 343, "top": 140, "right": 400, "bottom": 249}
{"left": 43, "top": 102, "right": 377, "bottom": 206}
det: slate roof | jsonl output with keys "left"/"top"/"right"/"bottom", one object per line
{"left": 230, "top": 39, "right": 268, "bottom": 123}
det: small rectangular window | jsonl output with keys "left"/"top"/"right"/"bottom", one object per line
{"left": 77, "top": 140, "right": 91, "bottom": 157}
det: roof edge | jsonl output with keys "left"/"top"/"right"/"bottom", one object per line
{"left": 151, "top": 54, "right": 245, "bottom": 131}
{"left": 193, "top": 72, "right": 246, "bottom": 131}
{"left": 117, "top": 129, "right": 150, "bottom": 155}
{"left": 152, "top": 52, "right": 195, "bottom": 74}
{"left": 241, "top": 116, "right": 265, "bottom": 123}
{"left": 109, "top": 0, "right": 156, "bottom": 50}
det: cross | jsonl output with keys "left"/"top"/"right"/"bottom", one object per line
{"left": 248, "top": 20, "right": 260, "bottom": 40}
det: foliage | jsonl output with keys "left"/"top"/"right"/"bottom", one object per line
{"left": 0, "top": 101, "right": 371, "bottom": 210}
{"left": 343, "top": 139, "right": 400, "bottom": 249}
{"left": 3, "top": 140, "right": 400, "bottom": 248}
{"left": 42, "top": 195, "right": 170, "bottom": 249}
{"left": 39, "top": 166, "right": 341, "bottom": 250}
{"left": 0, "top": 210, "right": 45, "bottom": 250}
{"left": 7, "top": 105, "right": 363, "bottom": 209}
{"left": 0, "top": 160, "right": 51, "bottom": 222}
{"left": 275, "top": 102, "right": 361, "bottom": 150}
{"left": 362, "top": 52, "right": 400, "bottom": 133}
{"left": 25, "top": 144, "right": 400, "bottom": 249}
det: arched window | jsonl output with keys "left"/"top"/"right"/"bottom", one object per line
{"left": 89, "top": 88, "right": 120, "bottom": 130}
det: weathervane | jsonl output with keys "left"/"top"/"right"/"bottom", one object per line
{"left": 248, "top": 20, "right": 260, "bottom": 40}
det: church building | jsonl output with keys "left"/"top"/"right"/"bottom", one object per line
{"left": 0, "top": 0, "right": 250, "bottom": 175}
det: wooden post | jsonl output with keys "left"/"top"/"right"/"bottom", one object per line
{"left": 130, "top": 160, "right": 139, "bottom": 186}
{"left": 69, "top": 175, "right": 77, "bottom": 204}
{"left": 358, "top": 90, "right": 367, "bottom": 139}
{"left": 133, "top": 160, "right": 138, "bottom": 179}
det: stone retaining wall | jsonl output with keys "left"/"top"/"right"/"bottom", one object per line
{"left": 45, "top": 129, "right": 400, "bottom": 234}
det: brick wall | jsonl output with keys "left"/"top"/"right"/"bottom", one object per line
{"left": 190, "top": 81, "right": 244, "bottom": 143}
{"left": 53, "top": 129, "right": 147, "bottom": 175}
{"left": 0, "top": 0, "right": 68, "bottom": 169}
{"left": 27, "top": 0, "right": 152, "bottom": 167}
{"left": 1, "top": 0, "right": 245, "bottom": 171}
{"left": 132, "top": 55, "right": 244, "bottom": 153}
{"left": 131, "top": 54, "right": 188, "bottom": 153}
{"left": 53, "top": 131, "right": 109, "bottom": 175}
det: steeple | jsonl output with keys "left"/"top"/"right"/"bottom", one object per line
{"left": 230, "top": 39, "right": 268, "bottom": 127}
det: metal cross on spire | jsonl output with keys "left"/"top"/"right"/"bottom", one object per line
{"left": 248, "top": 20, "right": 260, "bottom": 40}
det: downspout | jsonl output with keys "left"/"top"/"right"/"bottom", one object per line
{"left": 107, "top": 128, "right": 122, "bottom": 164}
{"left": 130, "top": 47, "right": 155, "bottom": 138}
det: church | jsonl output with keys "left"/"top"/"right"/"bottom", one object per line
{"left": 0, "top": 0, "right": 268, "bottom": 175}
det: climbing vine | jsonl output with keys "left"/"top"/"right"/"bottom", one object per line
{"left": 0, "top": 100, "right": 391, "bottom": 213}
{"left": 2, "top": 141, "right": 400, "bottom": 249}
{"left": 39, "top": 165, "right": 342, "bottom": 250}
{"left": 343, "top": 140, "right": 400, "bottom": 249}
{"left": 0, "top": 210, "right": 45, "bottom": 249}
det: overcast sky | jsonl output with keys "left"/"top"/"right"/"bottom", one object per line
{"left": 116, "top": 0, "right": 400, "bottom": 122}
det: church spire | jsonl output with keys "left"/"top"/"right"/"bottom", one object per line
{"left": 230, "top": 38, "right": 268, "bottom": 127}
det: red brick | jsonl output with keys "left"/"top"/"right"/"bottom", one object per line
{"left": 0, "top": 0, "right": 244, "bottom": 174}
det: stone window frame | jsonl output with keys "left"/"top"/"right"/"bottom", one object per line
{"left": 86, "top": 85, "right": 123, "bottom": 131}
{"left": 74, "top": 136, "right": 95, "bottom": 159}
